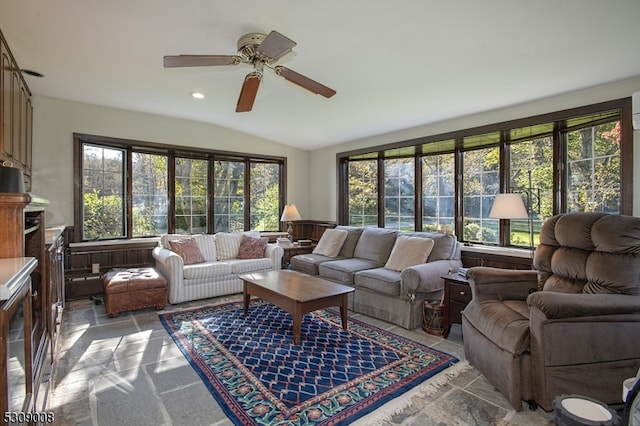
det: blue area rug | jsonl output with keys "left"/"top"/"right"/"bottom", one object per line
{"left": 159, "top": 301, "right": 460, "bottom": 425}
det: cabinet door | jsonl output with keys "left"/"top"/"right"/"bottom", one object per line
{"left": 24, "top": 96, "right": 32, "bottom": 177}
{"left": 11, "top": 71, "right": 20, "bottom": 164}
{"left": 0, "top": 276, "right": 33, "bottom": 416}
{"left": 1, "top": 43, "right": 12, "bottom": 160}
{"left": 18, "top": 84, "right": 29, "bottom": 168}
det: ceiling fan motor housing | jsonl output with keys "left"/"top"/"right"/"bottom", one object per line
{"left": 237, "top": 33, "right": 268, "bottom": 63}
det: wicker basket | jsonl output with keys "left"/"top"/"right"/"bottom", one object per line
{"left": 422, "top": 300, "right": 445, "bottom": 336}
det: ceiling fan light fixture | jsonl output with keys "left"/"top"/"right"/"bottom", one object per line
{"left": 190, "top": 91, "right": 205, "bottom": 99}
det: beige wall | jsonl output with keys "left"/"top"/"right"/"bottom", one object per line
{"left": 307, "top": 76, "right": 640, "bottom": 221}
{"left": 30, "top": 96, "right": 310, "bottom": 228}
{"left": 31, "top": 75, "right": 640, "bottom": 229}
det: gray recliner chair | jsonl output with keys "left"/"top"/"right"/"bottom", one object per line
{"left": 461, "top": 212, "right": 640, "bottom": 411}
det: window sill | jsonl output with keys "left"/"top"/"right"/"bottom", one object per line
{"left": 461, "top": 244, "right": 533, "bottom": 259}
{"left": 69, "top": 237, "right": 160, "bottom": 249}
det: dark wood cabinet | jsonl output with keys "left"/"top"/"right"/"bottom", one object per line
{"left": 280, "top": 244, "right": 315, "bottom": 268}
{"left": 290, "top": 220, "right": 336, "bottom": 243}
{"left": 46, "top": 228, "right": 65, "bottom": 355}
{"left": 0, "top": 194, "right": 54, "bottom": 421}
{"left": 64, "top": 229, "right": 157, "bottom": 299}
{"left": 0, "top": 257, "right": 36, "bottom": 416}
{"left": 442, "top": 274, "right": 471, "bottom": 338}
{"left": 461, "top": 247, "right": 532, "bottom": 270}
{"left": 1, "top": 29, "right": 33, "bottom": 188}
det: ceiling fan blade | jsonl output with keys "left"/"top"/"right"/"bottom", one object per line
{"left": 236, "top": 72, "right": 262, "bottom": 112}
{"left": 257, "top": 31, "right": 297, "bottom": 61}
{"left": 274, "top": 66, "right": 336, "bottom": 98}
{"left": 163, "top": 55, "right": 241, "bottom": 68}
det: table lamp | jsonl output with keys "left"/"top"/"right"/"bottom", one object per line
{"left": 280, "top": 204, "right": 301, "bottom": 241}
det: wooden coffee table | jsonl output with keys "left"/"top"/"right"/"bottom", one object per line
{"left": 240, "top": 270, "right": 355, "bottom": 345}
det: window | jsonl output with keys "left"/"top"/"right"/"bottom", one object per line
{"left": 81, "top": 144, "right": 125, "bottom": 240}
{"left": 338, "top": 98, "right": 632, "bottom": 248}
{"left": 347, "top": 159, "right": 378, "bottom": 227}
{"left": 175, "top": 157, "right": 207, "bottom": 234}
{"left": 566, "top": 121, "right": 621, "bottom": 213}
{"left": 422, "top": 153, "right": 455, "bottom": 233}
{"left": 249, "top": 162, "right": 281, "bottom": 231}
{"left": 461, "top": 147, "right": 499, "bottom": 243}
{"left": 508, "top": 136, "right": 553, "bottom": 247}
{"left": 213, "top": 160, "right": 245, "bottom": 232}
{"left": 74, "top": 134, "right": 285, "bottom": 242}
{"left": 132, "top": 152, "right": 168, "bottom": 237}
{"left": 384, "top": 158, "right": 415, "bottom": 230}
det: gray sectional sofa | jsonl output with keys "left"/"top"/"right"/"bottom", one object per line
{"left": 290, "top": 226, "right": 462, "bottom": 329}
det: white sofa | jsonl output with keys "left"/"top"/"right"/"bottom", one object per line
{"left": 152, "top": 232, "right": 284, "bottom": 304}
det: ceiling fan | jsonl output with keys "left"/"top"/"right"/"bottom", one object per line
{"left": 163, "top": 30, "right": 336, "bottom": 112}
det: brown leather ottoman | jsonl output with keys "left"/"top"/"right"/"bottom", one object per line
{"left": 103, "top": 267, "right": 167, "bottom": 317}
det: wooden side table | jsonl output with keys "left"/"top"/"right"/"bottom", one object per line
{"left": 280, "top": 244, "right": 315, "bottom": 268}
{"left": 442, "top": 273, "right": 472, "bottom": 338}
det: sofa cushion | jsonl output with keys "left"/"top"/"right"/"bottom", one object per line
{"left": 290, "top": 253, "right": 338, "bottom": 275}
{"left": 193, "top": 234, "right": 217, "bottom": 261}
{"left": 335, "top": 226, "right": 364, "bottom": 258}
{"left": 352, "top": 227, "right": 397, "bottom": 264}
{"left": 463, "top": 299, "right": 531, "bottom": 356}
{"left": 183, "top": 262, "right": 232, "bottom": 280}
{"left": 354, "top": 267, "right": 401, "bottom": 297}
{"left": 227, "top": 258, "right": 273, "bottom": 274}
{"left": 168, "top": 238, "right": 205, "bottom": 265}
{"left": 385, "top": 236, "right": 434, "bottom": 271}
{"left": 237, "top": 235, "right": 269, "bottom": 259}
{"left": 313, "top": 229, "right": 348, "bottom": 257}
{"left": 215, "top": 232, "right": 243, "bottom": 260}
{"left": 216, "top": 231, "right": 261, "bottom": 260}
{"left": 319, "top": 258, "right": 379, "bottom": 284}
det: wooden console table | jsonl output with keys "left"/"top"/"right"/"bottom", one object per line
{"left": 442, "top": 273, "right": 471, "bottom": 338}
{"left": 279, "top": 243, "right": 315, "bottom": 268}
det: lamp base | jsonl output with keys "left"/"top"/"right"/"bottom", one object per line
{"left": 286, "top": 222, "right": 294, "bottom": 242}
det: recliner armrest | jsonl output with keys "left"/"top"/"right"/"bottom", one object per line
{"left": 467, "top": 267, "right": 538, "bottom": 300}
{"left": 527, "top": 291, "right": 640, "bottom": 319}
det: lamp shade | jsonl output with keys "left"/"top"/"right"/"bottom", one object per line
{"left": 280, "top": 204, "right": 301, "bottom": 222}
{"left": 488, "top": 193, "right": 528, "bottom": 219}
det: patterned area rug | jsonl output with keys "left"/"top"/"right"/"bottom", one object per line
{"left": 159, "top": 301, "right": 462, "bottom": 425}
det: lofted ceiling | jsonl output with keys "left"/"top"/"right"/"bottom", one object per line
{"left": 2, "top": 1, "right": 640, "bottom": 150}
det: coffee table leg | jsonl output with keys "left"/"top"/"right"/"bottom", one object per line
{"left": 340, "top": 295, "right": 349, "bottom": 330}
{"left": 243, "top": 282, "right": 250, "bottom": 315}
{"left": 293, "top": 303, "right": 302, "bottom": 345}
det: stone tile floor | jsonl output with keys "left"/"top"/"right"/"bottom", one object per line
{"left": 47, "top": 295, "right": 557, "bottom": 425}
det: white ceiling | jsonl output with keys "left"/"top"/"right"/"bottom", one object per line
{"left": 2, "top": 1, "right": 640, "bottom": 150}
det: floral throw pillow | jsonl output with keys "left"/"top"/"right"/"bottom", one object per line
{"left": 168, "top": 238, "right": 206, "bottom": 265}
{"left": 237, "top": 235, "right": 269, "bottom": 259}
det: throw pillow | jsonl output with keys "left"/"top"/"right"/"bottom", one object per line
{"left": 237, "top": 235, "right": 269, "bottom": 259}
{"left": 168, "top": 238, "right": 206, "bottom": 265}
{"left": 384, "top": 236, "right": 435, "bottom": 271}
{"left": 313, "top": 228, "right": 349, "bottom": 257}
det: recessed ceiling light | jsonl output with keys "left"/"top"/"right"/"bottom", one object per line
{"left": 190, "top": 92, "right": 205, "bottom": 99}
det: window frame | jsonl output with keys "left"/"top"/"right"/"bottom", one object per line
{"left": 73, "top": 133, "right": 287, "bottom": 243}
{"left": 337, "top": 98, "right": 633, "bottom": 247}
